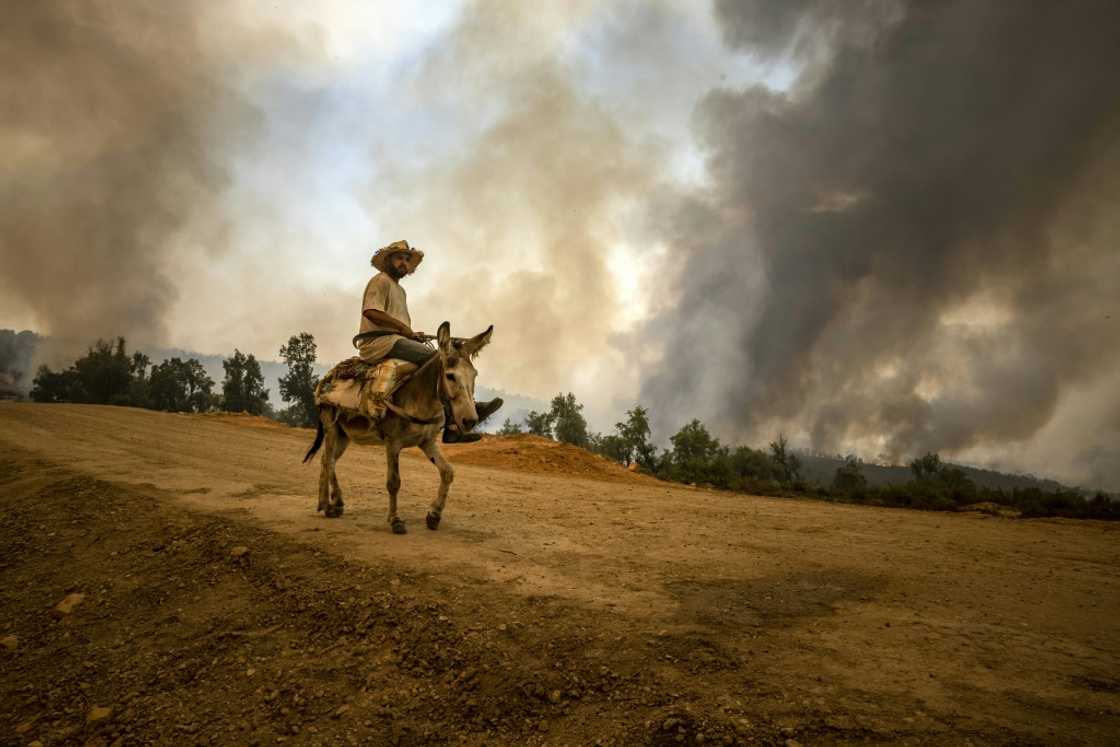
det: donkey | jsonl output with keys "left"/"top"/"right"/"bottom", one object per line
{"left": 303, "top": 321, "right": 492, "bottom": 533}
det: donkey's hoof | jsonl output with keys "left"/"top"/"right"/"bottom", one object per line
{"left": 425, "top": 512, "right": 441, "bottom": 531}
{"left": 325, "top": 503, "right": 344, "bottom": 518}
{"left": 390, "top": 517, "right": 407, "bottom": 535}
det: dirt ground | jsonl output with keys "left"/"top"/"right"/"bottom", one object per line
{"left": 1, "top": 404, "right": 1118, "bottom": 746}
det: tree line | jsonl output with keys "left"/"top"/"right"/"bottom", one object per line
{"left": 29, "top": 334, "right": 322, "bottom": 427}
{"left": 496, "top": 394, "right": 1119, "bottom": 521}
{"left": 497, "top": 395, "right": 803, "bottom": 489}
{"left": 23, "top": 337, "right": 1117, "bottom": 520}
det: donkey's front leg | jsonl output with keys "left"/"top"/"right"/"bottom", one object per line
{"left": 419, "top": 439, "right": 454, "bottom": 530}
{"left": 328, "top": 429, "right": 350, "bottom": 517}
{"left": 385, "top": 441, "right": 406, "bottom": 534}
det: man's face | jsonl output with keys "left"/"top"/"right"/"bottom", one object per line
{"left": 386, "top": 252, "right": 410, "bottom": 279}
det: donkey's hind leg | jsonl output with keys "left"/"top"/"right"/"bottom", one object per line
{"left": 419, "top": 438, "right": 454, "bottom": 530}
{"left": 385, "top": 441, "right": 406, "bottom": 534}
{"left": 319, "top": 414, "right": 344, "bottom": 518}
{"left": 328, "top": 428, "right": 350, "bottom": 516}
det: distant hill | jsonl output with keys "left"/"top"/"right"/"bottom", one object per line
{"left": 798, "top": 453, "right": 1071, "bottom": 493}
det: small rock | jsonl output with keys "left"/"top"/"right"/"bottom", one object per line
{"left": 785, "top": 740, "right": 803, "bottom": 747}
{"left": 87, "top": 705, "right": 113, "bottom": 724}
{"left": 229, "top": 546, "right": 250, "bottom": 562}
{"left": 332, "top": 705, "right": 350, "bottom": 719}
{"left": 54, "top": 592, "right": 86, "bottom": 616}
{"left": 15, "top": 721, "right": 34, "bottom": 734}
{"left": 548, "top": 690, "right": 562, "bottom": 704}
{"left": 1, "top": 634, "right": 17, "bottom": 651}
{"left": 28, "top": 742, "right": 44, "bottom": 747}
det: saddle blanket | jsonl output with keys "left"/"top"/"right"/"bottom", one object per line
{"left": 314, "top": 357, "right": 419, "bottom": 419}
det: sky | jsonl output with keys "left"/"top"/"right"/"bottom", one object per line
{"left": 2, "top": 1, "right": 1118, "bottom": 490}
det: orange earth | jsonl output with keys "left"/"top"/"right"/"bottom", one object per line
{"left": 1, "top": 403, "right": 1117, "bottom": 746}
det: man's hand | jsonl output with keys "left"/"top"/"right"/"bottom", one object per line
{"left": 411, "top": 330, "right": 429, "bottom": 342}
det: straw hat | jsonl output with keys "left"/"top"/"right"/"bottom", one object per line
{"left": 371, "top": 239, "right": 425, "bottom": 274}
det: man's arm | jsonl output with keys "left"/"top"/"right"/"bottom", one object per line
{"left": 362, "top": 308, "right": 419, "bottom": 338}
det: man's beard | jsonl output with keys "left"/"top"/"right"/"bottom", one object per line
{"left": 386, "top": 265, "right": 406, "bottom": 280}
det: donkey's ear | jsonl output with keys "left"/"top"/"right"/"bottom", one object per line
{"left": 437, "top": 321, "right": 452, "bottom": 353}
{"left": 461, "top": 325, "right": 493, "bottom": 358}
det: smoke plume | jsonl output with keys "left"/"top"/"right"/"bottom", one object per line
{"left": 0, "top": 2, "right": 304, "bottom": 351}
{"left": 365, "top": 1, "right": 660, "bottom": 401}
{"left": 641, "top": 0, "right": 1120, "bottom": 485}
{"left": 0, "top": 330, "right": 39, "bottom": 396}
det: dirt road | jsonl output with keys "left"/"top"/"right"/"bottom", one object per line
{"left": 1, "top": 404, "right": 1118, "bottom": 745}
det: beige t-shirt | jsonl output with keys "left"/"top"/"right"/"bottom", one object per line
{"left": 356, "top": 272, "right": 411, "bottom": 362}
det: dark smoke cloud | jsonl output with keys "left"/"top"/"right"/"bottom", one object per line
{"left": 641, "top": 0, "right": 1120, "bottom": 485}
{"left": 0, "top": 2, "right": 307, "bottom": 352}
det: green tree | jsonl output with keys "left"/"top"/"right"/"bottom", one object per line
{"left": 909, "top": 452, "right": 943, "bottom": 480}
{"left": 498, "top": 418, "right": 524, "bottom": 436}
{"left": 278, "top": 332, "right": 319, "bottom": 427}
{"left": 549, "top": 392, "right": 589, "bottom": 447}
{"left": 149, "top": 357, "right": 214, "bottom": 412}
{"left": 73, "top": 338, "right": 133, "bottom": 404}
{"left": 728, "top": 445, "right": 778, "bottom": 483}
{"left": 30, "top": 337, "right": 150, "bottom": 406}
{"left": 663, "top": 419, "right": 733, "bottom": 487}
{"left": 832, "top": 454, "right": 868, "bottom": 494}
{"left": 590, "top": 432, "right": 629, "bottom": 464}
{"left": 769, "top": 433, "right": 802, "bottom": 484}
{"left": 222, "top": 349, "right": 270, "bottom": 415}
{"left": 30, "top": 365, "right": 83, "bottom": 403}
{"left": 525, "top": 409, "right": 555, "bottom": 438}
{"left": 127, "top": 350, "right": 152, "bottom": 407}
{"left": 616, "top": 405, "right": 656, "bottom": 470}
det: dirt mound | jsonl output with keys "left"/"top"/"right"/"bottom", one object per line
{"left": 442, "top": 434, "right": 655, "bottom": 484}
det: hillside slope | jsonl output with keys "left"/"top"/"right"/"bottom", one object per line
{"left": 1, "top": 403, "right": 1118, "bottom": 745}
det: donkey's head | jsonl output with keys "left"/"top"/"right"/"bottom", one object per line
{"left": 436, "top": 321, "right": 493, "bottom": 432}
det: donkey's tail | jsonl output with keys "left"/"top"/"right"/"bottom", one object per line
{"left": 303, "top": 417, "right": 325, "bottom": 463}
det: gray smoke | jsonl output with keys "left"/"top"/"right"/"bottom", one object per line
{"left": 0, "top": 330, "right": 39, "bottom": 396}
{"left": 0, "top": 2, "right": 305, "bottom": 351}
{"left": 641, "top": 0, "right": 1120, "bottom": 485}
{"left": 364, "top": 1, "right": 659, "bottom": 398}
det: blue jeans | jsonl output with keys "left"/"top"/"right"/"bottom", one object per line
{"left": 388, "top": 338, "right": 438, "bottom": 366}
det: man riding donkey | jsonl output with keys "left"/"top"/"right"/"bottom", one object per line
{"left": 305, "top": 239, "right": 503, "bottom": 531}
{"left": 353, "top": 239, "right": 502, "bottom": 440}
